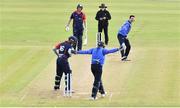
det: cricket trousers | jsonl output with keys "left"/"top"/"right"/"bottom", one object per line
{"left": 91, "top": 64, "right": 105, "bottom": 98}
{"left": 98, "top": 24, "right": 109, "bottom": 45}
{"left": 117, "top": 34, "right": 131, "bottom": 57}
{"left": 54, "top": 57, "right": 72, "bottom": 90}
{"left": 73, "top": 28, "right": 83, "bottom": 51}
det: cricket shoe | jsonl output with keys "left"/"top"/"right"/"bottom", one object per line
{"left": 89, "top": 97, "right": 98, "bottom": 101}
{"left": 121, "top": 56, "right": 127, "bottom": 61}
{"left": 101, "top": 92, "right": 107, "bottom": 98}
{"left": 54, "top": 86, "right": 60, "bottom": 91}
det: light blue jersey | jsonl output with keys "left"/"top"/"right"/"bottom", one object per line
{"left": 118, "top": 20, "right": 132, "bottom": 37}
{"left": 77, "top": 47, "right": 119, "bottom": 66}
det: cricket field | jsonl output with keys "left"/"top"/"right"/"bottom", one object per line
{"left": 0, "top": 0, "right": 180, "bottom": 107}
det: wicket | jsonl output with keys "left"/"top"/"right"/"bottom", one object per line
{"left": 96, "top": 32, "right": 102, "bottom": 46}
{"left": 64, "top": 73, "right": 72, "bottom": 97}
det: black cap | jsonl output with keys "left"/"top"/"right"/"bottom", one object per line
{"left": 99, "top": 3, "right": 107, "bottom": 8}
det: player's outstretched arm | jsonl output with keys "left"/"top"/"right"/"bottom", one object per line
{"left": 103, "top": 47, "right": 123, "bottom": 55}
{"left": 77, "top": 48, "right": 93, "bottom": 55}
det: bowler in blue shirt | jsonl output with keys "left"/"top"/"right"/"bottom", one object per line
{"left": 117, "top": 15, "right": 135, "bottom": 61}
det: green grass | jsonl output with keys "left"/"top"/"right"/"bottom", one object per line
{"left": 0, "top": 0, "right": 180, "bottom": 107}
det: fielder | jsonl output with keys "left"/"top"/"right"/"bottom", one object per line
{"left": 77, "top": 41, "right": 123, "bottom": 100}
{"left": 117, "top": 15, "right": 135, "bottom": 61}
{"left": 66, "top": 4, "right": 86, "bottom": 51}
{"left": 53, "top": 36, "right": 77, "bottom": 97}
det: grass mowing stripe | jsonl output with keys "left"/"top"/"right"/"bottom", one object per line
{"left": 0, "top": 48, "right": 40, "bottom": 83}
{"left": 11, "top": 50, "right": 53, "bottom": 93}
{"left": 117, "top": 48, "right": 161, "bottom": 105}
{"left": 0, "top": 48, "right": 19, "bottom": 63}
{"left": 138, "top": 48, "right": 179, "bottom": 106}
{"left": 0, "top": 47, "right": 40, "bottom": 85}
{"left": 0, "top": 48, "right": 53, "bottom": 93}
{"left": 117, "top": 48, "right": 180, "bottom": 106}
{"left": 146, "top": 49, "right": 173, "bottom": 105}
{"left": 140, "top": 48, "right": 174, "bottom": 105}
{"left": 0, "top": 48, "right": 29, "bottom": 72}
{"left": 0, "top": 0, "right": 179, "bottom": 106}
{"left": 162, "top": 49, "right": 180, "bottom": 106}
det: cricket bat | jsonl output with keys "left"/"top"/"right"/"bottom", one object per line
{"left": 83, "top": 21, "right": 88, "bottom": 45}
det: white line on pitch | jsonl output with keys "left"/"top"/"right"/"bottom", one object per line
{"left": 20, "top": 92, "right": 28, "bottom": 102}
{"left": 109, "top": 93, "right": 113, "bottom": 102}
{"left": 75, "top": 92, "right": 90, "bottom": 95}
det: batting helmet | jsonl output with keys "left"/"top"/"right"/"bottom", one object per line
{"left": 97, "top": 41, "right": 105, "bottom": 48}
{"left": 77, "top": 4, "right": 83, "bottom": 9}
{"left": 68, "top": 36, "right": 77, "bottom": 43}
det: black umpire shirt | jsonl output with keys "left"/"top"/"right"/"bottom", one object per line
{"left": 95, "top": 9, "right": 111, "bottom": 26}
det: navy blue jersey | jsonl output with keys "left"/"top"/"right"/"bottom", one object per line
{"left": 55, "top": 41, "right": 73, "bottom": 59}
{"left": 70, "top": 11, "right": 86, "bottom": 30}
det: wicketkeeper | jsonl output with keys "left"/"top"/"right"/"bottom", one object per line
{"left": 53, "top": 36, "right": 77, "bottom": 96}
{"left": 77, "top": 41, "right": 123, "bottom": 100}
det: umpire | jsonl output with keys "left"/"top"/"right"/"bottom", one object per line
{"left": 77, "top": 42, "right": 123, "bottom": 100}
{"left": 66, "top": 4, "right": 86, "bottom": 51}
{"left": 95, "top": 3, "right": 111, "bottom": 45}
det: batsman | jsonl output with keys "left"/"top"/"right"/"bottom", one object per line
{"left": 53, "top": 36, "right": 77, "bottom": 96}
